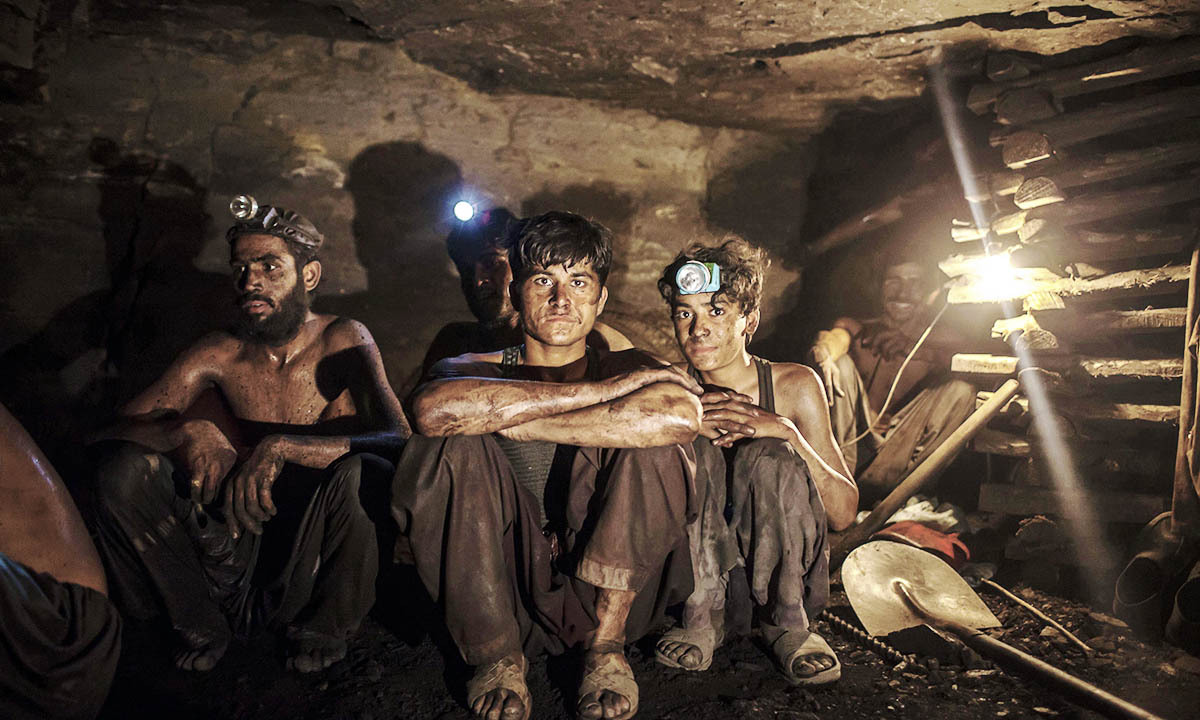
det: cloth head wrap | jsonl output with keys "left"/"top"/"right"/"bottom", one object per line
{"left": 225, "top": 195, "right": 324, "bottom": 252}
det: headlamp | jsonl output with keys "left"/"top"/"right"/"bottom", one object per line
{"left": 226, "top": 194, "right": 323, "bottom": 250}
{"left": 453, "top": 200, "right": 475, "bottom": 222}
{"left": 675, "top": 261, "right": 722, "bottom": 295}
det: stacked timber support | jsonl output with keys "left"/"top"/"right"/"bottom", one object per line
{"left": 947, "top": 38, "right": 1200, "bottom": 586}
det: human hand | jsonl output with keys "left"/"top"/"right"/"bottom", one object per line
{"left": 858, "top": 324, "right": 913, "bottom": 361}
{"left": 700, "top": 395, "right": 787, "bottom": 448}
{"left": 223, "top": 435, "right": 286, "bottom": 538}
{"left": 817, "top": 358, "right": 845, "bottom": 406}
{"left": 177, "top": 419, "right": 237, "bottom": 505}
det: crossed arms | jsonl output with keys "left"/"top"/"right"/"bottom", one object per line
{"left": 412, "top": 356, "right": 703, "bottom": 448}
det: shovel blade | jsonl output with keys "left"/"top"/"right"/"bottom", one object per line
{"left": 843, "top": 541, "right": 1001, "bottom": 637}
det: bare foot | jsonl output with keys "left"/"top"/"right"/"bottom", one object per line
{"left": 466, "top": 653, "right": 530, "bottom": 720}
{"left": 791, "top": 651, "right": 837, "bottom": 679}
{"left": 655, "top": 639, "right": 704, "bottom": 669}
{"left": 286, "top": 628, "right": 347, "bottom": 673}
{"left": 174, "top": 628, "right": 229, "bottom": 672}
{"left": 577, "top": 645, "right": 637, "bottom": 720}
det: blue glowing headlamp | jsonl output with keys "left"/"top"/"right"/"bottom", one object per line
{"left": 675, "top": 261, "right": 722, "bottom": 295}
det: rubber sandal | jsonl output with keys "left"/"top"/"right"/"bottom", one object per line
{"left": 654, "top": 614, "right": 725, "bottom": 671}
{"left": 577, "top": 650, "right": 638, "bottom": 720}
{"left": 766, "top": 627, "right": 841, "bottom": 686}
{"left": 466, "top": 654, "right": 531, "bottom": 720}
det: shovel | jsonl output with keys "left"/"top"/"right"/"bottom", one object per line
{"left": 843, "top": 542, "right": 1165, "bottom": 720}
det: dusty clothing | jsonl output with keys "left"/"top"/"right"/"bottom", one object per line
{"left": 830, "top": 352, "right": 974, "bottom": 500}
{"left": 392, "top": 347, "right": 697, "bottom": 665}
{"left": 683, "top": 357, "right": 829, "bottom": 635}
{"left": 94, "top": 443, "right": 392, "bottom": 643}
{"left": 0, "top": 553, "right": 121, "bottom": 720}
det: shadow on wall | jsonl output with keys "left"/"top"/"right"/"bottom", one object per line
{"left": 0, "top": 138, "right": 230, "bottom": 474}
{"left": 318, "top": 141, "right": 466, "bottom": 390}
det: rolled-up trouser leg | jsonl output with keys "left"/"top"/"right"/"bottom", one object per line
{"left": 392, "top": 435, "right": 580, "bottom": 665}
{"left": 729, "top": 438, "right": 829, "bottom": 633}
{"left": 0, "top": 553, "right": 122, "bottom": 720}
{"left": 680, "top": 439, "right": 740, "bottom": 629}
{"left": 264, "top": 453, "right": 392, "bottom": 641}
{"left": 567, "top": 444, "right": 696, "bottom": 593}
{"left": 92, "top": 441, "right": 230, "bottom": 641}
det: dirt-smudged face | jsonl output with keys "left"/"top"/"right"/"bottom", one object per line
{"left": 468, "top": 245, "right": 516, "bottom": 326}
{"left": 516, "top": 259, "right": 607, "bottom": 348}
{"left": 671, "top": 292, "right": 757, "bottom": 373}
{"left": 229, "top": 233, "right": 314, "bottom": 345}
{"left": 881, "top": 261, "right": 929, "bottom": 327}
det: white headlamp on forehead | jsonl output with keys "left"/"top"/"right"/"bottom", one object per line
{"left": 675, "top": 261, "right": 722, "bottom": 295}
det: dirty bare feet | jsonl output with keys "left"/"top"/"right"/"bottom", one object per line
{"left": 466, "top": 652, "right": 530, "bottom": 720}
{"left": 655, "top": 634, "right": 705, "bottom": 670}
{"left": 174, "top": 627, "right": 230, "bottom": 672}
{"left": 286, "top": 627, "right": 348, "bottom": 673}
{"left": 763, "top": 625, "right": 841, "bottom": 686}
{"left": 577, "top": 642, "right": 638, "bottom": 720}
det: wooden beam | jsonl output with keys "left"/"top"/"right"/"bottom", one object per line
{"left": 991, "top": 174, "right": 1200, "bottom": 238}
{"left": 1016, "top": 223, "right": 1196, "bottom": 256}
{"left": 995, "top": 87, "right": 1059, "bottom": 126}
{"left": 968, "top": 37, "right": 1200, "bottom": 115}
{"left": 979, "top": 483, "right": 1169, "bottom": 524}
{"left": 1010, "top": 235, "right": 1192, "bottom": 268}
{"left": 992, "top": 86, "right": 1200, "bottom": 164}
{"left": 954, "top": 354, "right": 1181, "bottom": 381}
{"left": 1026, "top": 307, "right": 1187, "bottom": 338}
{"left": 947, "top": 264, "right": 1189, "bottom": 305}
{"left": 972, "top": 428, "right": 1032, "bottom": 457}
{"left": 991, "top": 314, "right": 1066, "bottom": 351}
{"left": 977, "top": 391, "right": 1178, "bottom": 424}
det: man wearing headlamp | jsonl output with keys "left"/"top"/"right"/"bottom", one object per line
{"left": 91, "top": 196, "right": 409, "bottom": 674}
{"left": 655, "top": 238, "right": 857, "bottom": 686}
{"left": 398, "top": 211, "right": 702, "bottom": 720}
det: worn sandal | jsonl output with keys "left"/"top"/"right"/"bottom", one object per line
{"left": 654, "top": 619, "right": 724, "bottom": 671}
{"left": 766, "top": 627, "right": 841, "bottom": 686}
{"left": 466, "top": 654, "right": 531, "bottom": 720}
{"left": 577, "top": 650, "right": 638, "bottom": 720}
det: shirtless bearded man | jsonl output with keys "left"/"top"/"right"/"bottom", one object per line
{"left": 92, "top": 197, "right": 408, "bottom": 673}
{"left": 654, "top": 238, "right": 858, "bottom": 685}
{"left": 396, "top": 211, "right": 703, "bottom": 720}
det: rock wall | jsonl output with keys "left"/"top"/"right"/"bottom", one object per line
{"left": 0, "top": 16, "right": 811, "bottom": 461}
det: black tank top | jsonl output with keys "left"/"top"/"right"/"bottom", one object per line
{"left": 690, "top": 355, "right": 776, "bottom": 411}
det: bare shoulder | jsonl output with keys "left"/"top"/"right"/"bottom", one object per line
{"left": 323, "top": 315, "right": 379, "bottom": 350}
{"left": 179, "top": 330, "right": 241, "bottom": 367}
{"left": 770, "top": 361, "right": 823, "bottom": 393}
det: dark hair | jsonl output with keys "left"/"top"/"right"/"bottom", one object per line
{"left": 228, "top": 233, "right": 320, "bottom": 270}
{"left": 507, "top": 211, "right": 613, "bottom": 286}
{"left": 445, "top": 207, "right": 518, "bottom": 279}
{"left": 658, "top": 236, "right": 768, "bottom": 314}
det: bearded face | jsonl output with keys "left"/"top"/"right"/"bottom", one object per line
{"left": 229, "top": 233, "right": 314, "bottom": 346}
{"left": 234, "top": 276, "right": 310, "bottom": 346}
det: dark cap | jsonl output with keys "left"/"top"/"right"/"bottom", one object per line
{"left": 226, "top": 195, "right": 324, "bottom": 251}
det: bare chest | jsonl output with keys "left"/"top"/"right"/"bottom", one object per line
{"left": 214, "top": 355, "right": 352, "bottom": 425}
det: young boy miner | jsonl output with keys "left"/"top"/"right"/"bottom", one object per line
{"left": 397, "top": 211, "right": 703, "bottom": 720}
{"left": 654, "top": 238, "right": 858, "bottom": 685}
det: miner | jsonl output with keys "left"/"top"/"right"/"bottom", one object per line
{"left": 92, "top": 196, "right": 409, "bottom": 673}
{"left": 1, "top": 403, "right": 122, "bottom": 720}
{"left": 653, "top": 238, "right": 856, "bottom": 685}
{"left": 809, "top": 245, "right": 973, "bottom": 502}
{"left": 418, "top": 206, "right": 632, "bottom": 379}
{"left": 396, "top": 211, "right": 702, "bottom": 720}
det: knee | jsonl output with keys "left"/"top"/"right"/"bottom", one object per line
{"left": 943, "top": 379, "right": 977, "bottom": 409}
{"left": 739, "top": 437, "right": 793, "bottom": 463}
{"left": 834, "top": 352, "right": 857, "bottom": 378}
{"left": 93, "top": 442, "right": 169, "bottom": 513}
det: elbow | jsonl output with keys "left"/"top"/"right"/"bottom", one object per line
{"left": 411, "top": 391, "right": 450, "bottom": 437}
{"left": 664, "top": 390, "right": 703, "bottom": 443}
{"left": 826, "top": 487, "right": 860, "bottom": 532}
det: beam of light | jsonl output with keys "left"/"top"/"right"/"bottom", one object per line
{"left": 453, "top": 200, "right": 476, "bottom": 222}
{"left": 929, "top": 56, "right": 1116, "bottom": 601}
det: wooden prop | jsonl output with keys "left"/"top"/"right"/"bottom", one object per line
{"left": 1171, "top": 248, "right": 1200, "bottom": 533}
{"left": 977, "top": 391, "right": 1178, "bottom": 424}
{"left": 993, "top": 86, "right": 1200, "bottom": 167}
{"left": 947, "top": 264, "right": 1189, "bottom": 305}
{"left": 952, "top": 353, "right": 1182, "bottom": 382}
{"left": 979, "top": 483, "right": 1170, "bottom": 524}
{"left": 1003, "top": 138, "right": 1200, "bottom": 199}
{"left": 968, "top": 37, "right": 1200, "bottom": 115}
{"left": 830, "top": 379, "right": 1021, "bottom": 570}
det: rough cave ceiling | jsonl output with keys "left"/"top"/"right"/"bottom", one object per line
{"left": 4, "top": 1, "right": 1199, "bottom": 137}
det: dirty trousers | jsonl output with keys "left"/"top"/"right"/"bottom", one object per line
{"left": 0, "top": 552, "right": 121, "bottom": 720}
{"left": 830, "top": 354, "right": 975, "bottom": 500}
{"left": 682, "top": 438, "right": 829, "bottom": 635}
{"left": 93, "top": 441, "right": 392, "bottom": 642}
{"left": 392, "top": 434, "right": 696, "bottom": 665}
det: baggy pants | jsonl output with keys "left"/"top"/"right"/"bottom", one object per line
{"left": 830, "top": 354, "right": 975, "bottom": 501}
{"left": 0, "top": 553, "right": 121, "bottom": 720}
{"left": 391, "top": 434, "right": 696, "bottom": 666}
{"left": 682, "top": 438, "right": 829, "bottom": 635}
{"left": 93, "top": 441, "right": 392, "bottom": 643}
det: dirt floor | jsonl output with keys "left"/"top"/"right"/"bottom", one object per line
{"left": 98, "top": 567, "right": 1200, "bottom": 720}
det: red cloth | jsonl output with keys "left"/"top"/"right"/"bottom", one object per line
{"left": 871, "top": 521, "right": 970, "bottom": 569}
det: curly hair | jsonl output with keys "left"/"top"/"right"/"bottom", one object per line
{"left": 507, "top": 211, "right": 613, "bottom": 286}
{"left": 658, "top": 236, "right": 769, "bottom": 314}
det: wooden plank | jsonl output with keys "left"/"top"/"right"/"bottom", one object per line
{"left": 991, "top": 314, "right": 1066, "bottom": 351}
{"left": 1017, "top": 307, "right": 1187, "bottom": 340}
{"left": 1010, "top": 235, "right": 1191, "bottom": 268}
{"left": 977, "top": 391, "right": 1178, "bottom": 424}
{"left": 1016, "top": 223, "right": 1195, "bottom": 255}
{"left": 978, "top": 483, "right": 1169, "bottom": 524}
{"left": 992, "top": 86, "right": 1200, "bottom": 160}
{"left": 1014, "top": 176, "right": 1065, "bottom": 209}
{"left": 968, "top": 37, "right": 1200, "bottom": 115}
{"left": 991, "top": 174, "right": 1200, "bottom": 238}
{"left": 954, "top": 354, "right": 1181, "bottom": 380}
{"left": 948, "top": 264, "right": 1188, "bottom": 305}
{"left": 995, "top": 87, "right": 1059, "bottom": 126}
